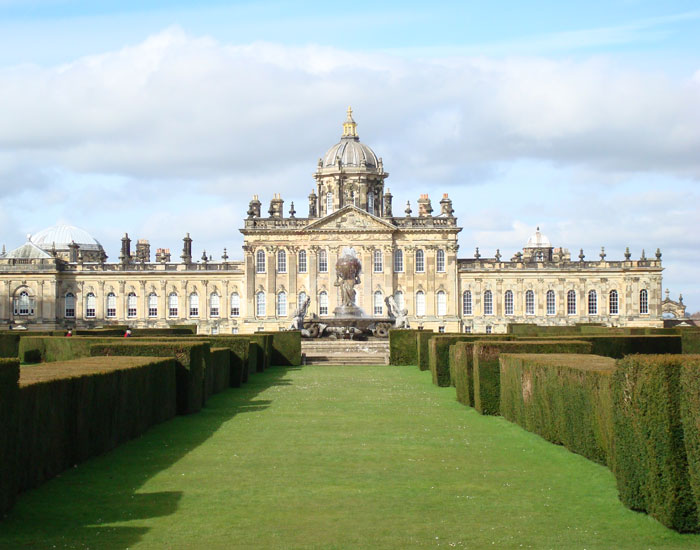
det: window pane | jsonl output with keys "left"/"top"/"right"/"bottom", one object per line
{"left": 230, "top": 292, "right": 240, "bottom": 316}
{"left": 374, "top": 291, "right": 383, "bottom": 315}
{"left": 484, "top": 290, "right": 493, "bottom": 315}
{"left": 374, "top": 249, "right": 383, "bottom": 272}
{"left": 169, "top": 293, "right": 179, "bottom": 317}
{"left": 277, "top": 250, "right": 286, "bottom": 273}
{"left": 588, "top": 290, "right": 597, "bottom": 315}
{"left": 189, "top": 293, "right": 199, "bottom": 317}
{"left": 394, "top": 250, "right": 403, "bottom": 272}
{"left": 609, "top": 290, "right": 618, "bottom": 315}
{"left": 567, "top": 290, "right": 576, "bottom": 315}
{"left": 298, "top": 250, "right": 307, "bottom": 273}
{"left": 504, "top": 290, "right": 513, "bottom": 315}
{"left": 127, "top": 292, "right": 137, "bottom": 318}
{"left": 416, "top": 291, "right": 425, "bottom": 316}
{"left": 256, "top": 250, "right": 265, "bottom": 273}
{"left": 640, "top": 289, "right": 649, "bottom": 314}
{"left": 318, "top": 250, "right": 328, "bottom": 273}
{"left": 65, "top": 293, "right": 75, "bottom": 318}
{"left": 86, "top": 292, "right": 96, "bottom": 318}
{"left": 210, "top": 293, "right": 219, "bottom": 317}
{"left": 256, "top": 292, "right": 266, "bottom": 316}
{"left": 463, "top": 291, "right": 472, "bottom": 315}
{"left": 437, "top": 250, "right": 445, "bottom": 272}
{"left": 148, "top": 293, "right": 158, "bottom": 317}
{"left": 547, "top": 290, "right": 556, "bottom": 315}
{"left": 526, "top": 290, "right": 535, "bottom": 315}
{"left": 415, "top": 250, "right": 424, "bottom": 272}
{"left": 437, "top": 291, "right": 446, "bottom": 316}
{"left": 319, "top": 291, "right": 328, "bottom": 315}
{"left": 277, "top": 292, "right": 287, "bottom": 316}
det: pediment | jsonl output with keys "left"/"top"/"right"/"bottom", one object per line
{"left": 305, "top": 205, "right": 396, "bottom": 232}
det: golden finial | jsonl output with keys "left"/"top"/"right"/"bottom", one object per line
{"left": 342, "top": 106, "right": 358, "bottom": 138}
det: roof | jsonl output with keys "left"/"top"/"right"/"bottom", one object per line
{"left": 526, "top": 227, "right": 552, "bottom": 248}
{"left": 321, "top": 108, "right": 379, "bottom": 169}
{"left": 30, "top": 224, "right": 102, "bottom": 251}
{"left": 5, "top": 241, "right": 53, "bottom": 259}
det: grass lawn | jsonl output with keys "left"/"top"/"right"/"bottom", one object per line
{"left": 2, "top": 365, "right": 699, "bottom": 549}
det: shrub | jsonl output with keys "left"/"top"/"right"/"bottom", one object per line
{"left": 0, "top": 333, "right": 21, "bottom": 358}
{"left": 248, "top": 334, "right": 273, "bottom": 372}
{"left": 682, "top": 330, "right": 700, "bottom": 355}
{"left": 204, "top": 336, "right": 249, "bottom": 387}
{"left": 612, "top": 355, "right": 699, "bottom": 532}
{"left": 416, "top": 330, "right": 434, "bottom": 371}
{"left": 208, "top": 348, "right": 232, "bottom": 399}
{"left": 429, "top": 334, "right": 511, "bottom": 387}
{"left": 16, "top": 356, "right": 177, "bottom": 495}
{"left": 389, "top": 329, "right": 419, "bottom": 365}
{"left": 0, "top": 358, "right": 19, "bottom": 515}
{"left": 262, "top": 331, "right": 302, "bottom": 366}
{"left": 89, "top": 342, "right": 209, "bottom": 415}
{"left": 499, "top": 353, "right": 616, "bottom": 465}
{"left": 681, "top": 359, "right": 700, "bottom": 526}
{"left": 22, "top": 348, "right": 42, "bottom": 364}
{"left": 472, "top": 340, "right": 592, "bottom": 416}
{"left": 451, "top": 342, "right": 475, "bottom": 406}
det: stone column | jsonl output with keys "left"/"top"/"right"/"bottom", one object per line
{"left": 288, "top": 247, "right": 298, "bottom": 308}
{"left": 96, "top": 281, "right": 105, "bottom": 321}
{"left": 139, "top": 281, "right": 147, "bottom": 322}
{"left": 118, "top": 280, "right": 126, "bottom": 321}
{"left": 160, "top": 280, "right": 167, "bottom": 322}
{"left": 309, "top": 246, "right": 318, "bottom": 315}
{"left": 202, "top": 280, "right": 209, "bottom": 321}
{"left": 266, "top": 247, "right": 276, "bottom": 318}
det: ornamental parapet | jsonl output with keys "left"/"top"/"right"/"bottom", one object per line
{"left": 457, "top": 258, "right": 662, "bottom": 272}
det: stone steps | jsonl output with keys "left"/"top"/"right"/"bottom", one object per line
{"left": 302, "top": 339, "right": 390, "bottom": 365}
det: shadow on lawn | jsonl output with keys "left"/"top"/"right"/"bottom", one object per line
{"left": 0, "top": 366, "right": 300, "bottom": 549}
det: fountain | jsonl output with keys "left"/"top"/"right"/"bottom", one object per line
{"left": 299, "top": 247, "right": 397, "bottom": 338}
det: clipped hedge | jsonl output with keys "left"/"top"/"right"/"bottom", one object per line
{"left": 0, "top": 358, "right": 20, "bottom": 515}
{"left": 16, "top": 356, "right": 177, "bottom": 495}
{"left": 207, "top": 348, "right": 232, "bottom": 400}
{"left": 90, "top": 342, "right": 210, "bottom": 415}
{"left": 0, "top": 333, "right": 21, "bottom": 358}
{"left": 451, "top": 342, "right": 475, "bottom": 406}
{"left": 499, "top": 353, "right": 616, "bottom": 465}
{"left": 429, "top": 334, "right": 511, "bottom": 387}
{"left": 389, "top": 329, "right": 419, "bottom": 365}
{"left": 262, "top": 330, "right": 302, "bottom": 366}
{"left": 248, "top": 334, "right": 272, "bottom": 372}
{"left": 681, "top": 359, "right": 700, "bottom": 526}
{"left": 682, "top": 330, "right": 700, "bottom": 354}
{"left": 204, "top": 336, "right": 249, "bottom": 387}
{"left": 416, "top": 330, "right": 434, "bottom": 371}
{"left": 472, "top": 340, "right": 592, "bottom": 416}
{"left": 612, "top": 355, "right": 700, "bottom": 532}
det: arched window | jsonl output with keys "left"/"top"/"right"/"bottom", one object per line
{"left": 106, "top": 292, "right": 116, "bottom": 318}
{"left": 526, "top": 290, "right": 535, "bottom": 315}
{"left": 437, "top": 291, "right": 447, "bottom": 316}
{"left": 256, "top": 250, "right": 266, "bottom": 273}
{"left": 415, "top": 290, "right": 426, "bottom": 316}
{"left": 436, "top": 249, "right": 445, "bottom": 272}
{"left": 277, "top": 250, "right": 286, "bottom": 273}
{"left": 640, "top": 289, "right": 649, "bottom": 314}
{"left": 277, "top": 291, "right": 287, "bottom": 316}
{"left": 168, "top": 293, "right": 178, "bottom": 317}
{"left": 298, "top": 291, "right": 307, "bottom": 310}
{"left": 484, "top": 290, "right": 493, "bottom": 315}
{"left": 189, "top": 293, "right": 199, "bottom": 317}
{"left": 318, "top": 249, "right": 328, "bottom": 273}
{"left": 394, "top": 249, "right": 403, "bottom": 272}
{"left": 415, "top": 249, "right": 425, "bottom": 273}
{"left": 15, "top": 291, "right": 31, "bottom": 316}
{"left": 319, "top": 291, "right": 328, "bottom": 316}
{"left": 368, "top": 192, "right": 374, "bottom": 215}
{"left": 298, "top": 250, "right": 307, "bottom": 273}
{"left": 65, "top": 292, "right": 76, "bottom": 318}
{"left": 256, "top": 291, "right": 265, "bottom": 317}
{"left": 326, "top": 192, "right": 333, "bottom": 214}
{"left": 463, "top": 290, "right": 472, "bottom": 315}
{"left": 230, "top": 292, "right": 240, "bottom": 317}
{"left": 588, "top": 290, "right": 597, "bottom": 315}
{"left": 86, "top": 292, "right": 96, "bottom": 318}
{"left": 210, "top": 293, "right": 220, "bottom": 317}
{"left": 609, "top": 290, "right": 619, "bottom": 315}
{"left": 127, "top": 292, "right": 137, "bottom": 318}
{"left": 546, "top": 290, "right": 556, "bottom": 315}
{"left": 148, "top": 292, "right": 158, "bottom": 317}
{"left": 374, "top": 291, "right": 383, "bottom": 315}
{"left": 567, "top": 290, "right": 577, "bottom": 315}
{"left": 373, "top": 249, "right": 383, "bottom": 272}
{"left": 395, "top": 291, "right": 405, "bottom": 312}
{"left": 504, "top": 290, "right": 514, "bottom": 316}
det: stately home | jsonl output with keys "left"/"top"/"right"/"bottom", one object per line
{"left": 0, "top": 109, "right": 664, "bottom": 334}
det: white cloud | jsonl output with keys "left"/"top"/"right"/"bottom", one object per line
{"left": 0, "top": 27, "right": 699, "bottom": 308}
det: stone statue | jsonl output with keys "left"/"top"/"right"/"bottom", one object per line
{"left": 289, "top": 296, "right": 311, "bottom": 330}
{"left": 334, "top": 248, "right": 362, "bottom": 311}
{"left": 385, "top": 295, "right": 410, "bottom": 329}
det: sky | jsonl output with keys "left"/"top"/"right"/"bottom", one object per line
{"left": 0, "top": 1, "right": 699, "bottom": 311}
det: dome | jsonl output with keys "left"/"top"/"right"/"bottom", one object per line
{"left": 321, "top": 107, "right": 379, "bottom": 169}
{"left": 526, "top": 227, "right": 551, "bottom": 248}
{"left": 31, "top": 224, "right": 102, "bottom": 251}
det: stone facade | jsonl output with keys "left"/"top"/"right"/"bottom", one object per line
{"left": 0, "top": 109, "right": 663, "bottom": 333}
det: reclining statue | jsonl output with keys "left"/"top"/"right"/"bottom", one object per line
{"left": 385, "top": 295, "right": 410, "bottom": 329}
{"left": 289, "top": 296, "right": 311, "bottom": 332}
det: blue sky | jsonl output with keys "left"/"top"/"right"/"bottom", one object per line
{"left": 0, "top": 1, "right": 699, "bottom": 310}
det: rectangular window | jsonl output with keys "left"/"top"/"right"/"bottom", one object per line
{"left": 438, "top": 326, "right": 445, "bottom": 333}
{"left": 415, "top": 250, "right": 425, "bottom": 272}
{"left": 373, "top": 249, "right": 383, "bottom": 273}
{"left": 546, "top": 291, "right": 556, "bottom": 315}
{"left": 486, "top": 326, "right": 492, "bottom": 334}
{"left": 525, "top": 291, "right": 535, "bottom": 315}
{"left": 231, "top": 327, "right": 239, "bottom": 334}
{"left": 318, "top": 250, "right": 328, "bottom": 273}
{"left": 319, "top": 292, "right": 328, "bottom": 316}
{"left": 298, "top": 251, "right": 307, "bottom": 273}
{"left": 464, "top": 326, "right": 472, "bottom": 334}
{"left": 394, "top": 250, "right": 403, "bottom": 273}
{"left": 436, "top": 250, "right": 445, "bottom": 272}
{"left": 484, "top": 291, "right": 493, "bottom": 315}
